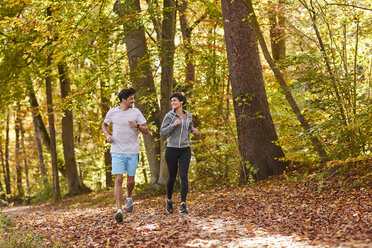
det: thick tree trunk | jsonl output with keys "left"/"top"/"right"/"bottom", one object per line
{"left": 4, "top": 110, "right": 11, "bottom": 194}
{"left": 45, "top": 46, "right": 62, "bottom": 202}
{"left": 269, "top": 0, "right": 286, "bottom": 61}
{"left": 58, "top": 63, "right": 90, "bottom": 196}
{"left": 241, "top": 0, "right": 328, "bottom": 162}
{"left": 114, "top": 0, "right": 161, "bottom": 187}
{"left": 100, "top": 81, "right": 113, "bottom": 188}
{"left": 158, "top": 0, "right": 176, "bottom": 186}
{"left": 15, "top": 106, "right": 24, "bottom": 196}
{"left": 221, "top": 0, "right": 286, "bottom": 181}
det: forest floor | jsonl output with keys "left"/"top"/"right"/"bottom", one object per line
{"left": 1, "top": 167, "right": 371, "bottom": 247}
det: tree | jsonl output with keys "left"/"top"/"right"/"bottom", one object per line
{"left": 114, "top": 0, "right": 161, "bottom": 187}
{"left": 241, "top": 0, "right": 328, "bottom": 162}
{"left": 58, "top": 63, "right": 91, "bottom": 196}
{"left": 221, "top": 0, "right": 286, "bottom": 181}
{"left": 46, "top": 6, "right": 61, "bottom": 202}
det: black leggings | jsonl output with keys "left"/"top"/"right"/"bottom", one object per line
{"left": 165, "top": 147, "right": 191, "bottom": 203}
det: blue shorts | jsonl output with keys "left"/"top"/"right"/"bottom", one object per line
{"left": 111, "top": 153, "right": 139, "bottom": 176}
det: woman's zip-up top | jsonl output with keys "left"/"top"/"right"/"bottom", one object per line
{"left": 160, "top": 109, "right": 195, "bottom": 148}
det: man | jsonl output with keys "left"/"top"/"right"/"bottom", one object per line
{"left": 102, "top": 88, "right": 149, "bottom": 222}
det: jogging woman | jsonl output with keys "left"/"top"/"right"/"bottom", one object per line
{"left": 160, "top": 92, "right": 199, "bottom": 214}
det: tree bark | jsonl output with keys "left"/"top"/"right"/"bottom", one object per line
{"left": 15, "top": 105, "right": 24, "bottom": 196}
{"left": 114, "top": 0, "right": 161, "bottom": 187}
{"left": 45, "top": 38, "right": 62, "bottom": 202}
{"left": 241, "top": 0, "right": 328, "bottom": 163}
{"left": 58, "top": 63, "right": 91, "bottom": 196}
{"left": 28, "top": 76, "right": 67, "bottom": 178}
{"left": 29, "top": 93, "right": 48, "bottom": 185}
{"left": 221, "top": 0, "right": 286, "bottom": 181}
{"left": 158, "top": 0, "right": 177, "bottom": 186}
{"left": 19, "top": 117, "right": 30, "bottom": 195}
{"left": 0, "top": 140, "right": 6, "bottom": 193}
{"left": 100, "top": 80, "right": 113, "bottom": 188}
{"left": 268, "top": 0, "right": 286, "bottom": 61}
{"left": 4, "top": 110, "right": 11, "bottom": 194}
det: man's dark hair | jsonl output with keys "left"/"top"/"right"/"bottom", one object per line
{"left": 170, "top": 92, "right": 186, "bottom": 105}
{"left": 118, "top": 88, "right": 136, "bottom": 102}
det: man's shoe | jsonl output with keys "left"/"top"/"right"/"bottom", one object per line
{"left": 166, "top": 199, "right": 174, "bottom": 214}
{"left": 115, "top": 210, "right": 123, "bottom": 223}
{"left": 179, "top": 203, "right": 188, "bottom": 214}
{"left": 126, "top": 197, "right": 133, "bottom": 212}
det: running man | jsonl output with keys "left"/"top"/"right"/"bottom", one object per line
{"left": 102, "top": 88, "right": 149, "bottom": 222}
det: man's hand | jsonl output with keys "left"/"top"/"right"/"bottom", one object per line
{"left": 128, "top": 121, "right": 138, "bottom": 128}
{"left": 174, "top": 119, "right": 181, "bottom": 127}
{"left": 192, "top": 128, "right": 199, "bottom": 135}
{"left": 106, "top": 135, "right": 114, "bottom": 143}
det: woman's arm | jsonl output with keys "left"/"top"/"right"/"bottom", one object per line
{"left": 160, "top": 114, "right": 176, "bottom": 136}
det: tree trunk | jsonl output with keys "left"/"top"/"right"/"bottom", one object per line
{"left": 221, "top": 0, "right": 286, "bottom": 181}
{"left": 268, "top": 0, "right": 286, "bottom": 61}
{"left": 100, "top": 80, "right": 113, "bottom": 188}
{"left": 241, "top": 0, "right": 328, "bottom": 162}
{"left": 4, "top": 109, "right": 11, "bottom": 194}
{"left": 158, "top": 0, "right": 177, "bottom": 186}
{"left": 178, "top": 0, "right": 195, "bottom": 88}
{"left": 113, "top": 0, "right": 161, "bottom": 187}
{"left": 15, "top": 106, "right": 24, "bottom": 196}
{"left": 30, "top": 94, "right": 48, "bottom": 186}
{"left": 58, "top": 63, "right": 90, "bottom": 196}
{"left": 19, "top": 117, "right": 30, "bottom": 195}
{"left": 28, "top": 80, "right": 66, "bottom": 178}
{"left": 0, "top": 140, "right": 6, "bottom": 193}
{"left": 45, "top": 20, "right": 62, "bottom": 201}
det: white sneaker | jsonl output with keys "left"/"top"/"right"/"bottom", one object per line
{"left": 115, "top": 209, "right": 123, "bottom": 222}
{"left": 126, "top": 198, "right": 133, "bottom": 212}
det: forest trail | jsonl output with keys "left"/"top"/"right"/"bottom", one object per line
{"left": 2, "top": 178, "right": 371, "bottom": 247}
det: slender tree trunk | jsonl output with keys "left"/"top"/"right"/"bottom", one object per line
{"left": 114, "top": 0, "right": 161, "bottom": 188}
{"left": 30, "top": 94, "right": 48, "bottom": 185}
{"left": 241, "top": 0, "right": 328, "bottom": 163}
{"left": 45, "top": 12, "right": 62, "bottom": 201}
{"left": 28, "top": 88, "right": 50, "bottom": 149}
{"left": 58, "top": 63, "right": 90, "bottom": 196}
{"left": 0, "top": 141, "right": 5, "bottom": 194}
{"left": 19, "top": 117, "right": 30, "bottom": 195}
{"left": 15, "top": 105, "right": 24, "bottom": 196}
{"left": 221, "top": 0, "right": 286, "bottom": 181}
{"left": 28, "top": 81, "right": 66, "bottom": 178}
{"left": 4, "top": 110, "right": 11, "bottom": 194}
{"left": 268, "top": 0, "right": 286, "bottom": 61}
{"left": 100, "top": 80, "right": 113, "bottom": 188}
{"left": 158, "top": 0, "right": 176, "bottom": 186}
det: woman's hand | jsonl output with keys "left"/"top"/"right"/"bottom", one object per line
{"left": 174, "top": 119, "right": 181, "bottom": 127}
{"left": 192, "top": 128, "right": 199, "bottom": 135}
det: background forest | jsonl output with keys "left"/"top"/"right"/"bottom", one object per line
{"left": 0, "top": 0, "right": 371, "bottom": 203}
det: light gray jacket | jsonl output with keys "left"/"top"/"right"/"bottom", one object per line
{"left": 160, "top": 110, "right": 194, "bottom": 148}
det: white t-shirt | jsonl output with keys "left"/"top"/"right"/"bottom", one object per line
{"left": 104, "top": 107, "right": 147, "bottom": 154}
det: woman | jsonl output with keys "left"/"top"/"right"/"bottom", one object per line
{"left": 160, "top": 92, "right": 199, "bottom": 214}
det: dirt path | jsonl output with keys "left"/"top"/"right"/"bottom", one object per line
{"left": 2, "top": 181, "right": 371, "bottom": 247}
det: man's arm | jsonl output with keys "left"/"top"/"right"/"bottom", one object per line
{"left": 128, "top": 121, "right": 150, "bottom": 135}
{"left": 138, "top": 123, "right": 150, "bottom": 135}
{"left": 102, "top": 122, "right": 113, "bottom": 143}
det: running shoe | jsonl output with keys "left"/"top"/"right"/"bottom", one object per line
{"left": 166, "top": 198, "right": 174, "bottom": 214}
{"left": 126, "top": 197, "right": 133, "bottom": 212}
{"left": 115, "top": 209, "right": 123, "bottom": 222}
{"left": 179, "top": 203, "right": 188, "bottom": 214}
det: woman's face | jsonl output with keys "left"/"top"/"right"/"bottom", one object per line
{"left": 171, "top": 97, "right": 183, "bottom": 110}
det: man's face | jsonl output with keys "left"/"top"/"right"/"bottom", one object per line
{"left": 123, "top": 95, "right": 135, "bottom": 107}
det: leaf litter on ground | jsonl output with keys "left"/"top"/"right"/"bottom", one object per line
{"left": 2, "top": 173, "right": 371, "bottom": 247}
